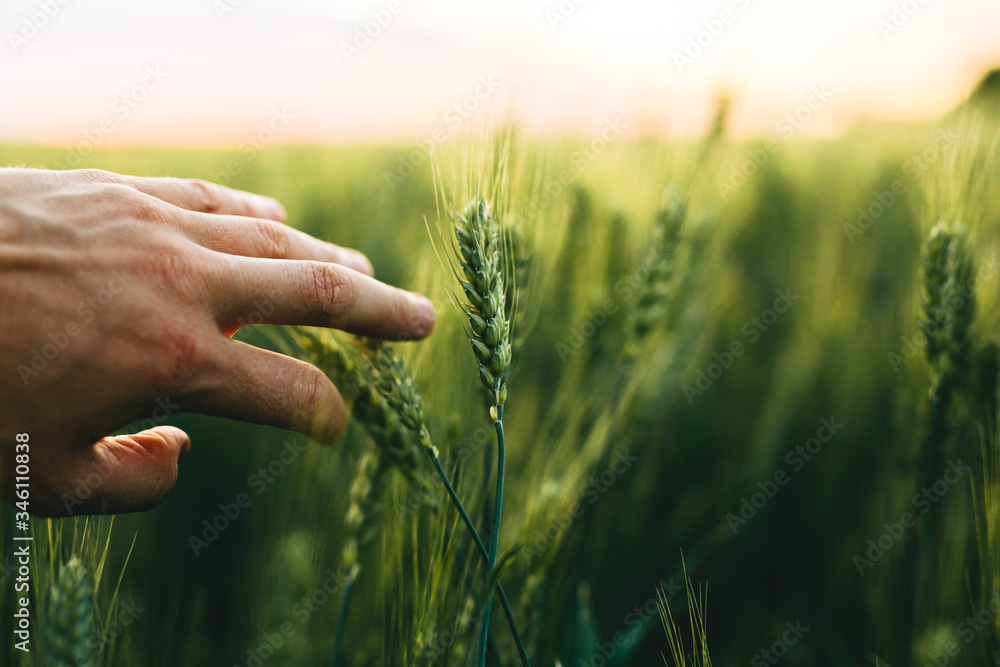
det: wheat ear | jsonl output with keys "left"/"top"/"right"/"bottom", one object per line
{"left": 46, "top": 557, "right": 93, "bottom": 667}
{"left": 452, "top": 198, "right": 514, "bottom": 667}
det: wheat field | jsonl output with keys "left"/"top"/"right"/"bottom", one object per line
{"left": 2, "top": 82, "right": 1000, "bottom": 666}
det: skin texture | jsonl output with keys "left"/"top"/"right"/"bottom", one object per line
{"left": 0, "top": 168, "right": 435, "bottom": 516}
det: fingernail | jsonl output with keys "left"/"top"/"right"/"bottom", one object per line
{"left": 409, "top": 294, "right": 436, "bottom": 338}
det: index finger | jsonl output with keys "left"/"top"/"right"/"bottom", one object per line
{"left": 210, "top": 256, "right": 436, "bottom": 341}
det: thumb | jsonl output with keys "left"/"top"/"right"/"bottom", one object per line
{"left": 67, "top": 426, "right": 191, "bottom": 515}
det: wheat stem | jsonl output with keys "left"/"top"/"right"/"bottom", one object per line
{"left": 330, "top": 574, "right": 356, "bottom": 667}
{"left": 428, "top": 446, "right": 529, "bottom": 666}
{"left": 479, "top": 405, "right": 506, "bottom": 666}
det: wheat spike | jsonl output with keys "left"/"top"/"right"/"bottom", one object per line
{"left": 45, "top": 557, "right": 93, "bottom": 667}
{"left": 342, "top": 445, "right": 390, "bottom": 573}
{"left": 629, "top": 187, "right": 686, "bottom": 349}
{"left": 294, "top": 328, "right": 429, "bottom": 493}
{"left": 920, "top": 222, "right": 954, "bottom": 375}
{"left": 921, "top": 222, "right": 976, "bottom": 397}
{"left": 361, "top": 339, "right": 433, "bottom": 452}
{"left": 455, "top": 198, "right": 512, "bottom": 409}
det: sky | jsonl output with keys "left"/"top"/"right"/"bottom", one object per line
{"left": 1, "top": 0, "right": 999, "bottom": 148}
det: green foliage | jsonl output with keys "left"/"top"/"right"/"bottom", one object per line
{"left": 658, "top": 566, "right": 711, "bottom": 667}
{"left": 2, "top": 111, "right": 1000, "bottom": 666}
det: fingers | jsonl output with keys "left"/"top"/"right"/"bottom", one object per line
{"left": 44, "top": 426, "right": 192, "bottom": 516}
{"left": 72, "top": 169, "right": 374, "bottom": 276}
{"left": 192, "top": 342, "right": 347, "bottom": 444}
{"left": 125, "top": 174, "right": 288, "bottom": 222}
{"left": 175, "top": 213, "right": 374, "bottom": 275}
{"left": 209, "top": 257, "right": 435, "bottom": 340}
{"left": 41, "top": 343, "right": 346, "bottom": 516}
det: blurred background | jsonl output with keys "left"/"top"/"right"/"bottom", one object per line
{"left": 2, "top": 0, "right": 1000, "bottom": 145}
{"left": 3, "top": 2, "right": 1000, "bottom": 666}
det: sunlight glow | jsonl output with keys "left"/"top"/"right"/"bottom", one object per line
{"left": 1, "top": 0, "right": 998, "bottom": 147}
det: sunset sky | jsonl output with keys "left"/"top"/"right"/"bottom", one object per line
{"left": 1, "top": 0, "right": 999, "bottom": 148}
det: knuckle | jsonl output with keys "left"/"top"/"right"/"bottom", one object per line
{"left": 190, "top": 179, "right": 222, "bottom": 213}
{"left": 86, "top": 180, "right": 166, "bottom": 224}
{"left": 120, "top": 437, "right": 180, "bottom": 511}
{"left": 149, "top": 326, "right": 215, "bottom": 388}
{"left": 310, "top": 262, "right": 355, "bottom": 320}
{"left": 255, "top": 220, "right": 291, "bottom": 259}
{"left": 75, "top": 168, "right": 123, "bottom": 186}
{"left": 145, "top": 243, "right": 198, "bottom": 286}
{"left": 125, "top": 191, "right": 169, "bottom": 224}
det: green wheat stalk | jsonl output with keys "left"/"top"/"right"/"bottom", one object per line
{"left": 274, "top": 326, "right": 529, "bottom": 665}
{"left": 361, "top": 338, "right": 529, "bottom": 666}
{"left": 973, "top": 420, "right": 1000, "bottom": 665}
{"left": 911, "top": 221, "right": 978, "bottom": 651}
{"left": 277, "top": 328, "right": 430, "bottom": 667}
{"left": 450, "top": 198, "right": 515, "bottom": 667}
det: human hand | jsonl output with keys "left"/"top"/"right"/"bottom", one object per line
{"left": 0, "top": 168, "right": 434, "bottom": 516}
